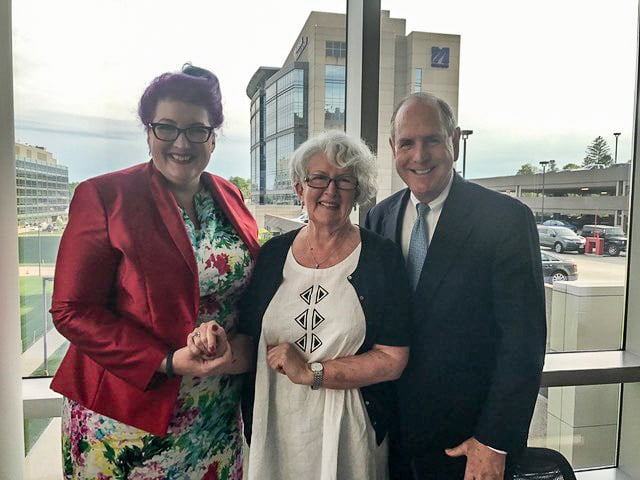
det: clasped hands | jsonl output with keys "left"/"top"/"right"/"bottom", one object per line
{"left": 170, "top": 320, "right": 234, "bottom": 377}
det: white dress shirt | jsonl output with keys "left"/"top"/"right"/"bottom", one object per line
{"left": 400, "top": 169, "right": 454, "bottom": 260}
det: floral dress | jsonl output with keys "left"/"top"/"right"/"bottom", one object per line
{"left": 61, "top": 190, "right": 254, "bottom": 480}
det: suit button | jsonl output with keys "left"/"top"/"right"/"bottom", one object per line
{"left": 365, "top": 400, "right": 370, "bottom": 406}
{"left": 347, "top": 275, "right": 352, "bottom": 280}
{"left": 359, "top": 295, "right": 364, "bottom": 302}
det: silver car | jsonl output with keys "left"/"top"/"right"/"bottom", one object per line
{"left": 541, "top": 251, "right": 578, "bottom": 282}
{"left": 537, "top": 225, "right": 586, "bottom": 254}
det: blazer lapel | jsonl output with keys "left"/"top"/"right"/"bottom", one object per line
{"left": 417, "top": 174, "right": 475, "bottom": 303}
{"left": 148, "top": 165, "right": 199, "bottom": 278}
{"left": 384, "top": 189, "right": 410, "bottom": 244}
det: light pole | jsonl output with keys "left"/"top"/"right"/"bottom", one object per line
{"left": 461, "top": 129, "right": 473, "bottom": 178}
{"left": 539, "top": 160, "right": 550, "bottom": 223}
{"left": 613, "top": 132, "right": 621, "bottom": 163}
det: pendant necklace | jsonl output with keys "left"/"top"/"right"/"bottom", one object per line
{"left": 305, "top": 227, "right": 349, "bottom": 269}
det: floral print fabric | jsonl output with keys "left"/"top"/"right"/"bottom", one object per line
{"left": 61, "top": 190, "right": 253, "bottom": 480}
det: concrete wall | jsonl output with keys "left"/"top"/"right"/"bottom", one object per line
{"left": 545, "top": 281, "right": 625, "bottom": 469}
{"left": 247, "top": 204, "right": 302, "bottom": 230}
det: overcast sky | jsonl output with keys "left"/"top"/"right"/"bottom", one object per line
{"left": 12, "top": 0, "right": 638, "bottom": 182}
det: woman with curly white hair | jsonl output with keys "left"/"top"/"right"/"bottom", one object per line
{"left": 240, "top": 130, "right": 411, "bottom": 480}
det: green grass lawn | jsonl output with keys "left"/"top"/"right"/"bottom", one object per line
{"left": 20, "top": 275, "right": 54, "bottom": 352}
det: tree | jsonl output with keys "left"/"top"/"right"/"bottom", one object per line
{"left": 547, "top": 159, "right": 558, "bottom": 173}
{"left": 583, "top": 136, "right": 613, "bottom": 167}
{"left": 562, "top": 163, "right": 580, "bottom": 171}
{"left": 68, "top": 181, "right": 80, "bottom": 200}
{"left": 228, "top": 176, "right": 250, "bottom": 199}
{"left": 516, "top": 163, "right": 538, "bottom": 175}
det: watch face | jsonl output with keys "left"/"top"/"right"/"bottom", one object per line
{"left": 310, "top": 362, "right": 323, "bottom": 372}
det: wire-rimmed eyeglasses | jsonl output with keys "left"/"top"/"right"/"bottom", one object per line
{"left": 148, "top": 123, "right": 214, "bottom": 143}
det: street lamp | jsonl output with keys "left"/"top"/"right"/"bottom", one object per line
{"left": 539, "top": 160, "right": 550, "bottom": 223}
{"left": 613, "top": 132, "right": 621, "bottom": 163}
{"left": 460, "top": 129, "right": 473, "bottom": 178}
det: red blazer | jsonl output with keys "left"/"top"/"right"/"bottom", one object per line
{"left": 50, "top": 161, "right": 260, "bottom": 436}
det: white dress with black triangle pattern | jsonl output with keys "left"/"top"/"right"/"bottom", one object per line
{"left": 247, "top": 243, "right": 388, "bottom": 480}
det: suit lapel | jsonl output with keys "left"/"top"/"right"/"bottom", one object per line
{"left": 148, "top": 166, "right": 199, "bottom": 278}
{"left": 385, "top": 189, "right": 410, "bottom": 244}
{"left": 417, "top": 174, "right": 475, "bottom": 304}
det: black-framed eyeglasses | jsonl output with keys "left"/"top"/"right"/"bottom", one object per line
{"left": 304, "top": 173, "right": 359, "bottom": 191}
{"left": 148, "top": 123, "right": 214, "bottom": 143}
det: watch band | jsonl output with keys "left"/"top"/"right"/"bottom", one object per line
{"left": 311, "top": 363, "right": 324, "bottom": 390}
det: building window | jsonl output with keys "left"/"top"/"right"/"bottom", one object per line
{"left": 324, "top": 65, "right": 346, "bottom": 129}
{"left": 414, "top": 67, "right": 422, "bottom": 92}
{"left": 326, "top": 40, "right": 346, "bottom": 58}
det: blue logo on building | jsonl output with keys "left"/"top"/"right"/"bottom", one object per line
{"left": 431, "top": 47, "right": 450, "bottom": 68}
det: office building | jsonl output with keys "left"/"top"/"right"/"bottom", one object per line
{"left": 15, "top": 142, "right": 69, "bottom": 225}
{"left": 247, "top": 10, "right": 460, "bottom": 205}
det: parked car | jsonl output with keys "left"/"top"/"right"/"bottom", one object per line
{"left": 542, "top": 219, "right": 578, "bottom": 233}
{"left": 579, "top": 225, "right": 627, "bottom": 256}
{"left": 295, "top": 211, "right": 309, "bottom": 223}
{"left": 541, "top": 251, "right": 578, "bottom": 282}
{"left": 537, "top": 225, "right": 586, "bottom": 254}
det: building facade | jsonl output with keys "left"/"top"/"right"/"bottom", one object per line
{"left": 247, "top": 10, "right": 460, "bottom": 205}
{"left": 15, "top": 142, "right": 69, "bottom": 225}
{"left": 472, "top": 164, "right": 631, "bottom": 230}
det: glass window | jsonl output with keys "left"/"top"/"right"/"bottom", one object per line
{"left": 324, "top": 64, "right": 346, "bottom": 129}
{"left": 12, "top": 0, "right": 346, "bottom": 466}
{"left": 326, "top": 40, "right": 347, "bottom": 58}
{"left": 378, "top": 0, "right": 635, "bottom": 356}
{"left": 529, "top": 384, "right": 620, "bottom": 470}
{"left": 414, "top": 67, "right": 422, "bottom": 92}
{"left": 372, "top": 1, "right": 637, "bottom": 473}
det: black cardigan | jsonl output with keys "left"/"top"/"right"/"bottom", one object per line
{"left": 239, "top": 226, "right": 411, "bottom": 445}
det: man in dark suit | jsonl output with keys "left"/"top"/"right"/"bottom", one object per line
{"left": 365, "top": 93, "right": 546, "bottom": 479}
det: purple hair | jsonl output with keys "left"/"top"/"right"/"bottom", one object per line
{"left": 138, "top": 64, "right": 223, "bottom": 129}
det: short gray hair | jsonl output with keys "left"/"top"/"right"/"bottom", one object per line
{"left": 390, "top": 92, "right": 457, "bottom": 140}
{"left": 289, "top": 130, "right": 377, "bottom": 206}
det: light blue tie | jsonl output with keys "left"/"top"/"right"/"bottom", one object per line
{"left": 407, "top": 203, "right": 430, "bottom": 289}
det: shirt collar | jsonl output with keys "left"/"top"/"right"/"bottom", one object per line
{"left": 409, "top": 169, "right": 454, "bottom": 212}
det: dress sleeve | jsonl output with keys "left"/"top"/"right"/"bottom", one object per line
{"left": 51, "top": 181, "right": 168, "bottom": 391}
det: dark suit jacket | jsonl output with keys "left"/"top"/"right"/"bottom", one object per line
{"left": 365, "top": 172, "right": 546, "bottom": 468}
{"left": 50, "top": 161, "right": 260, "bottom": 436}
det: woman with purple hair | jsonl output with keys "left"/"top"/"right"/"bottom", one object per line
{"left": 50, "top": 64, "right": 260, "bottom": 479}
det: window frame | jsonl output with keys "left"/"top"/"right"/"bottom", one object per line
{"left": 347, "top": 0, "right": 640, "bottom": 476}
